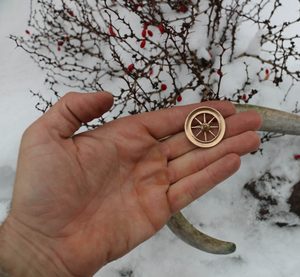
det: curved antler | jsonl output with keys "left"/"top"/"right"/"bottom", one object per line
{"left": 167, "top": 104, "right": 300, "bottom": 254}
{"left": 167, "top": 211, "right": 236, "bottom": 254}
{"left": 235, "top": 104, "right": 300, "bottom": 135}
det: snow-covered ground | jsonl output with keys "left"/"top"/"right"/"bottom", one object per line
{"left": 1, "top": 1, "right": 300, "bottom": 276}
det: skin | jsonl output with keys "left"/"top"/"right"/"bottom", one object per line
{"left": 0, "top": 92, "right": 261, "bottom": 277}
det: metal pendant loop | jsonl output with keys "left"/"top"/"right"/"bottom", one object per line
{"left": 184, "top": 106, "right": 226, "bottom": 148}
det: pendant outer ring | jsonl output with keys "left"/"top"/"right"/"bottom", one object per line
{"left": 184, "top": 106, "right": 226, "bottom": 148}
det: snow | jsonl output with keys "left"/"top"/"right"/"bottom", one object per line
{"left": 1, "top": 1, "right": 300, "bottom": 276}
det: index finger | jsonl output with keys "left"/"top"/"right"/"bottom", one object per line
{"left": 135, "top": 101, "right": 236, "bottom": 139}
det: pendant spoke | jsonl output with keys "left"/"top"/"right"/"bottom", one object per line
{"left": 196, "top": 129, "right": 203, "bottom": 137}
{"left": 195, "top": 117, "right": 203, "bottom": 125}
{"left": 192, "top": 125, "right": 203, "bottom": 129}
{"left": 204, "top": 131, "right": 207, "bottom": 141}
{"left": 209, "top": 130, "right": 217, "bottom": 138}
{"left": 208, "top": 117, "right": 215, "bottom": 124}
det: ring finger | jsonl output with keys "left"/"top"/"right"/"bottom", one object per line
{"left": 167, "top": 130, "right": 261, "bottom": 184}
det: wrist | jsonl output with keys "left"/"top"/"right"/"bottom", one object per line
{"left": 0, "top": 216, "right": 73, "bottom": 277}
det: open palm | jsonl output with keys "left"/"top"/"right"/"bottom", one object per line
{"left": 5, "top": 92, "right": 261, "bottom": 277}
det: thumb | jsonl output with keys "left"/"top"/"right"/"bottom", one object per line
{"left": 39, "top": 92, "right": 114, "bottom": 138}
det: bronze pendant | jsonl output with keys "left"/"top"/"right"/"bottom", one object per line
{"left": 184, "top": 106, "right": 226, "bottom": 148}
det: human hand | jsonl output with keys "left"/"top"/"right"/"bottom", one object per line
{"left": 0, "top": 92, "right": 261, "bottom": 277}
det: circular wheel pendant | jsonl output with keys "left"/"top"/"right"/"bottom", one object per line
{"left": 185, "top": 106, "right": 226, "bottom": 148}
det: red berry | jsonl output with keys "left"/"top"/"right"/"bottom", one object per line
{"left": 294, "top": 154, "right": 300, "bottom": 160}
{"left": 264, "top": 68, "right": 270, "bottom": 80}
{"left": 177, "top": 95, "right": 183, "bottom": 102}
{"left": 25, "top": 30, "right": 30, "bottom": 35}
{"left": 143, "top": 22, "right": 150, "bottom": 29}
{"left": 157, "top": 24, "right": 165, "bottom": 34}
{"left": 178, "top": 5, "right": 188, "bottom": 13}
{"left": 149, "top": 68, "right": 154, "bottom": 76}
{"left": 142, "top": 29, "right": 147, "bottom": 38}
{"left": 242, "top": 94, "right": 247, "bottom": 101}
{"left": 216, "top": 69, "right": 223, "bottom": 77}
{"left": 127, "top": 64, "right": 135, "bottom": 73}
{"left": 57, "top": 40, "right": 64, "bottom": 46}
{"left": 161, "top": 84, "right": 167, "bottom": 91}
{"left": 140, "top": 39, "right": 146, "bottom": 48}
{"left": 67, "top": 9, "right": 74, "bottom": 16}
{"left": 148, "top": 30, "right": 153, "bottom": 37}
{"left": 57, "top": 47, "right": 61, "bottom": 51}
{"left": 108, "top": 25, "right": 116, "bottom": 37}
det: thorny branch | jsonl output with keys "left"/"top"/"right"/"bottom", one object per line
{"left": 10, "top": 0, "right": 300, "bottom": 131}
